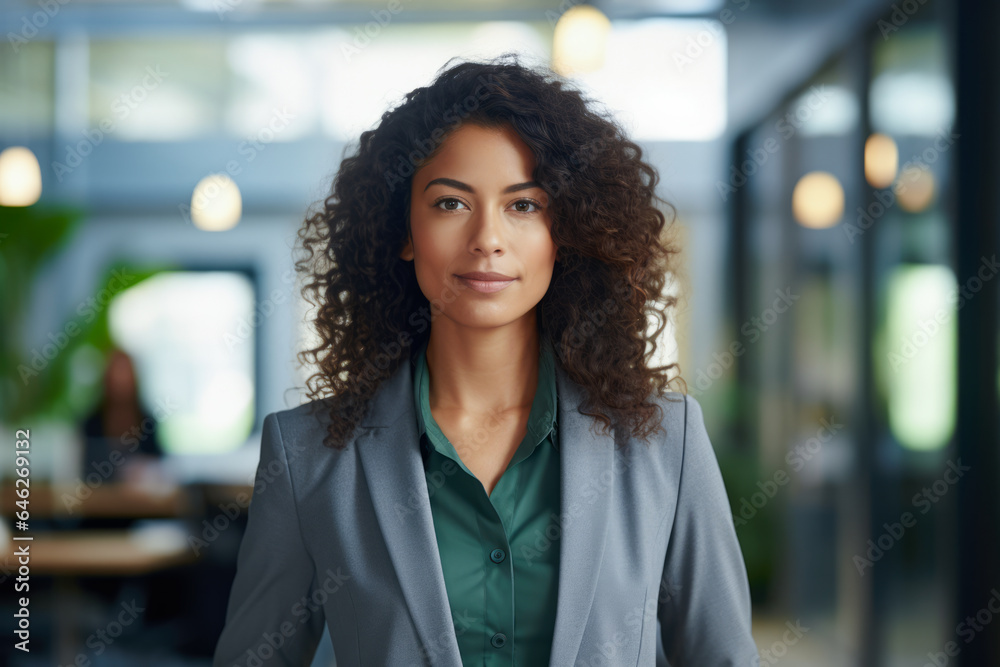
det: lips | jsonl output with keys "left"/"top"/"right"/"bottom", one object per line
{"left": 453, "top": 272, "right": 517, "bottom": 294}
{"left": 454, "top": 271, "right": 515, "bottom": 281}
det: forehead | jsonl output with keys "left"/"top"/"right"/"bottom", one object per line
{"left": 413, "top": 123, "right": 537, "bottom": 185}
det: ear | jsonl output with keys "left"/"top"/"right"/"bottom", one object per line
{"left": 399, "top": 235, "right": 414, "bottom": 261}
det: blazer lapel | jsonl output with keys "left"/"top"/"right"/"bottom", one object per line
{"left": 356, "top": 360, "right": 464, "bottom": 666}
{"left": 355, "top": 355, "right": 615, "bottom": 667}
{"left": 548, "top": 362, "right": 616, "bottom": 666}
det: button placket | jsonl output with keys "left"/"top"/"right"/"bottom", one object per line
{"left": 477, "top": 503, "right": 513, "bottom": 659}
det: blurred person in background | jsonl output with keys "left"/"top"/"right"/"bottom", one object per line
{"left": 79, "top": 346, "right": 164, "bottom": 489}
{"left": 72, "top": 347, "right": 174, "bottom": 637}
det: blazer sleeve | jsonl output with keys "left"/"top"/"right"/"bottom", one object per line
{"left": 657, "top": 394, "right": 758, "bottom": 666}
{"left": 213, "top": 412, "right": 327, "bottom": 667}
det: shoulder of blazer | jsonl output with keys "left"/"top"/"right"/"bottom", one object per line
{"left": 650, "top": 390, "right": 691, "bottom": 435}
{"left": 612, "top": 390, "right": 702, "bottom": 486}
{"left": 265, "top": 395, "right": 355, "bottom": 461}
{"left": 617, "top": 389, "right": 692, "bottom": 452}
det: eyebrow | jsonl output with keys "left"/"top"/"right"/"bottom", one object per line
{"left": 423, "top": 177, "right": 543, "bottom": 195}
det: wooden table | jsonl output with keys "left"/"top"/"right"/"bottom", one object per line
{"left": 1, "top": 481, "right": 191, "bottom": 518}
{"left": 1, "top": 526, "right": 199, "bottom": 663}
{"left": 1, "top": 527, "right": 198, "bottom": 576}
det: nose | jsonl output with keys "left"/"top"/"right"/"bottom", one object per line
{"left": 467, "top": 205, "right": 507, "bottom": 256}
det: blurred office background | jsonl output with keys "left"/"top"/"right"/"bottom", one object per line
{"left": 1, "top": 0, "right": 998, "bottom": 665}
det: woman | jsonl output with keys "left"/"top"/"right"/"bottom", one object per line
{"left": 79, "top": 347, "right": 164, "bottom": 489}
{"left": 214, "top": 53, "right": 756, "bottom": 667}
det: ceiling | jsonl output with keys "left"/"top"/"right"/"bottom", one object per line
{"left": 0, "top": 0, "right": 895, "bottom": 137}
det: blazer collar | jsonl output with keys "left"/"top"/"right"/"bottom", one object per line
{"left": 355, "top": 354, "right": 614, "bottom": 667}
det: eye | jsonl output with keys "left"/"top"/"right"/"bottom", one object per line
{"left": 433, "top": 197, "right": 469, "bottom": 213}
{"left": 511, "top": 198, "right": 544, "bottom": 214}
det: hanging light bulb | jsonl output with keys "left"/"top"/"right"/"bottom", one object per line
{"left": 190, "top": 174, "right": 242, "bottom": 231}
{"left": 552, "top": 5, "right": 611, "bottom": 77}
{"left": 865, "top": 133, "right": 898, "bottom": 189}
{"left": 895, "top": 164, "right": 935, "bottom": 213}
{"left": 0, "top": 146, "right": 42, "bottom": 207}
{"left": 792, "top": 171, "right": 844, "bottom": 229}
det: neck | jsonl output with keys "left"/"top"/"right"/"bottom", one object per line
{"left": 424, "top": 318, "right": 542, "bottom": 417}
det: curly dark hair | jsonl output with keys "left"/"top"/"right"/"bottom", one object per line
{"left": 293, "top": 51, "right": 687, "bottom": 452}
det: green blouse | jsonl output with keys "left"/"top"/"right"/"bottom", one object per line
{"left": 411, "top": 335, "right": 561, "bottom": 666}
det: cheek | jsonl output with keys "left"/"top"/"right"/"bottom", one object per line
{"left": 410, "top": 222, "right": 446, "bottom": 269}
{"left": 522, "top": 232, "right": 558, "bottom": 271}
{"left": 410, "top": 228, "right": 459, "bottom": 295}
{"left": 517, "top": 242, "right": 558, "bottom": 297}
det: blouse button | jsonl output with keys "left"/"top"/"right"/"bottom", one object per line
{"left": 491, "top": 632, "right": 507, "bottom": 648}
{"left": 490, "top": 548, "right": 506, "bottom": 563}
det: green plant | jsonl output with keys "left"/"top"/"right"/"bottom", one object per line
{"left": 0, "top": 203, "right": 82, "bottom": 422}
{"left": 0, "top": 204, "right": 172, "bottom": 423}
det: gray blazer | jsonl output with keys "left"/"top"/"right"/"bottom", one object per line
{"left": 213, "top": 357, "right": 757, "bottom": 667}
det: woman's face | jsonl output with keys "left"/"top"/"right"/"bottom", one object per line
{"left": 400, "top": 122, "right": 557, "bottom": 331}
